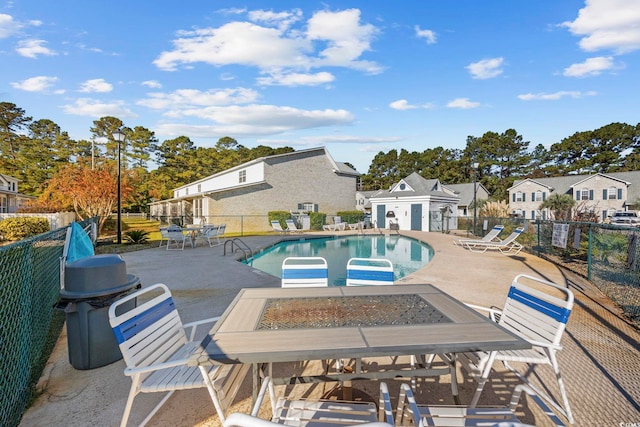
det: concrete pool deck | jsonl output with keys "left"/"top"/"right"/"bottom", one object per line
{"left": 19, "top": 230, "right": 640, "bottom": 426}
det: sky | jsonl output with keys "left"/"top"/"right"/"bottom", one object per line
{"left": 1, "top": 0, "right": 640, "bottom": 174}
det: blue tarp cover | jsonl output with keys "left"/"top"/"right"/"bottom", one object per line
{"left": 67, "top": 222, "right": 94, "bottom": 263}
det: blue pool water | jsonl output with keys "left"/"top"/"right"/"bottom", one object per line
{"left": 246, "top": 235, "right": 434, "bottom": 286}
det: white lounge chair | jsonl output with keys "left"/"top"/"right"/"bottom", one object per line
{"left": 281, "top": 257, "right": 329, "bottom": 288}
{"left": 197, "top": 224, "right": 226, "bottom": 247}
{"left": 223, "top": 376, "right": 394, "bottom": 427}
{"left": 285, "top": 219, "right": 302, "bottom": 233}
{"left": 396, "top": 382, "right": 566, "bottom": 426}
{"left": 459, "top": 274, "right": 575, "bottom": 424}
{"left": 109, "top": 283, "right": 249, "bottom": 426}
{"left": 271, "top": 220, "right": 287, "bottom": 234}
{"left": 462, "top": 227, "right": 524, "bottom": 254}
{"left": 346, "top": 258, "right": 394, "bottom": 286}
{"left": 454, "top": 224, "right": 504, "bottom": 246}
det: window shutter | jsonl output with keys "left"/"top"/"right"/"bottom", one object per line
{"left": 543, "top": 192, "right": 546, "bottom": 201}
{"left": 313, "top": 204, "right": 318, "bottom": 212}
{"left": 298, "top": 203, "right": 303, "bottom": 210}
{"left": 531, "top": 210, "right": 535, "bottom": 219}
{"left": 589, "top": 190, "right": 593, "bottom": 200}
{"left": 602, "top": 189, "right": 607, "bottom": 200}
{"left": 531, "top": 192, "right": 535, "bottom": 201}
{"left": 618, "top": 188, "right": 623, "bottom": 199}
{"left": 602, "top": 210, "right": 607, "bottom": 221}
{"left": 576, "top": 192, "right": 580, "bottom": 201}
{"left": 512, "top": 193, "right": 516, "bottom": 202}
{"left": 523, "top": 193, "right": 526, "bottom": 202}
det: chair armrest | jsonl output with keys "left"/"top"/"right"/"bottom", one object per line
{"left": 378, "top": 382, "right": 394, "bottom": 425}
{"left": 395, "top": 383, "right": 422, "bottom": 426}
{"left": 509, "top": 384, "right": 566, "bottom": 426}
{"left": 183, "top": 316, "right": 221, "bottom": 340}
{"left": 465, "top": 303, "right": 502, "bottom": 322}
{"left": 124, "top": 357, "right": 191, "bottom": 376}
{"left": 527, "top": 339, "right": 563, "bottom": 351}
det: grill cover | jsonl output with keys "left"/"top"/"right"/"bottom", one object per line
{"left": 61, "top": 254, "right": 139, "bottom": 299}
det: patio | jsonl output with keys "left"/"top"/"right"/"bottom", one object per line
{"left": 19, "top": 230, "right": 640, "bottom": 426}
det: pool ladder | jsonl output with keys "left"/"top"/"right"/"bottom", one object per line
{"left": 223, "top": 238, "right": 253, "bottom": 263}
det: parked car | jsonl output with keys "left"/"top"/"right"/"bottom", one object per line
{"left": 609, "top": 211, "right": 640, "bottom": 227}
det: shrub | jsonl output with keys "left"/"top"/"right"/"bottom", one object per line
{"left": 336, "top": 210, "right": 364, "bottom": 224}
{"left": 309, "top": 212, "right": 326, "bottom": 230}
{"left": 0, "top": 217, "right": 50, "bottom": 241}
{"left": 267, "top": 211, "right": 290, "bottom": 229}
{"left": 124, "top": 229, "right": 150, "bottom": 244}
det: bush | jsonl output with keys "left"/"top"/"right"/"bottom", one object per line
{"left": 0, "top": 217, "right": 50, "bottom": 241}
{"left": 336, "top": 210, "right": 364, "bottom": 224}
{"left": 267, "top": 211, "right": 291, "bottom": 229}
{"left": 309, "top": 212, "right": 326, "bottom": 230}
{"left": 124, "top": 229, "right": 150, "bottom": 244}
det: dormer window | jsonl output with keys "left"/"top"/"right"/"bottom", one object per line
{"left": 239, "top": 170, "right": 247, "bottom": 183}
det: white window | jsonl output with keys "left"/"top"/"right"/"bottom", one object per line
{"left": 515, "top": 192, "right": 523, "bottom": 202}
{"left": 197, "top": 184, "right": 201, "bottom": 193}
{"left": 193, "top": 198, "right": 202, "bottom": 218}
{"left": 608, "top": 186, "right": 617, "bottom": 200}
{"left": 581, "top": 188, "right": 589, "bottom": 200}
{"left": 239, "top": 170, "right": 246, "bottom": 183}
{"left": 301, "top": 202, "right": 314, "bottom": 212}
{"left": 534, "top": 191, "right": 543, "bottom": 202}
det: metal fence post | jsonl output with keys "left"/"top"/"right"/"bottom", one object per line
{"left": 587, "top": 223, "right": 592, "bottom": 280}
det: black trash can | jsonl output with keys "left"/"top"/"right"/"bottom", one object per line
{"left": 58, "top": 254, "right": 140, "bottom": 370}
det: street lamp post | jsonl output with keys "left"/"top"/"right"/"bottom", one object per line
{"left": 113, "top": 129, "right": 126, "bottom": 244}
{"left": 472, "top": 162, "right": 479, "bottom": 236}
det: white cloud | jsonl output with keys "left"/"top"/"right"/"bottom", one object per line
{"left": 156, "top": 104, "right": 353, "bottom": 137}
{"left": 466, "top": 57, "right": 504, "bottom": 79}
{"left": 518, "top": 91, "right": 597, "bottom": 101}
{"left": 561, "top": 0, "right": 640, "bottom": 54}
{"left": 62, "top": 98, "right": 137, "bottom": 118}
{"left": 137, "top": 87, "right": 259, "bottom": 110}
{"left": 16, "top": 39, "right": 57, "bottom": 58}
{"left": 415, "top": 25, "right": 436, "bottom": 44}
{"left": 257, "top": 71, "right": 335, "bottom": 86}
{"left": 389, "top": 99, "right": 435, "bottom": 110}
{"left": 154, "top": 8, "right": 382, "bottom": 74}
{"left": 0, "top": 14, "right": 40, "bottom": 38}
{"left": 563, "top": 56, "right": 616, "bottom": 77}
{"left": 257, "top": 135, "right": 402, "bottom": 148}
{"left": 248, "top": 9, "right": 302, "bottom": 30}
{"left": 11, "top": 76, "right": 58, "bottom": 92}
{"left": 142, "top": 80, "right": 162, "bottom": 88}
{"left": 79, "top": 78, "right": 113, "bottom": 93}
{"left": 447, "top": 98, "right": 480, "bottom": 109}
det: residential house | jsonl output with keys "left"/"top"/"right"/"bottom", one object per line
{"left": 369, "top": 172, "right": 459, "bottom": 232}
{"left": 355, "top": 190, "right": 377, "bottom": 214}
{"left": 0, "top": 174, "right": 34, "bottom": 213}
{"left": 149, "top": 147, "right": 360, "bottom": 232}
{"left": 509, "top": 171, "right": 640, "bottom": 221}
{"left": 442, "top": 182, "right": 490, "bottom": 217}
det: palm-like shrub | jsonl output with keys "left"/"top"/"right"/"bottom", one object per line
{"left": 124, "top": 229, "right": 149, "bottom": 244}
{"left": 480, "top": 200, "right": 510, "bottom": 218}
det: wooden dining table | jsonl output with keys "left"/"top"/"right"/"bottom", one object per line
{"left": 190, "top": 284, "right": 530, "bottom": 401}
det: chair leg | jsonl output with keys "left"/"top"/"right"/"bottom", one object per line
{"left": 119, "top": 381, "right": 139, "bottom": 427}
{"left": 199, "top": 366, "right": 228, "bottom": 423}
{"left": 469, "top": 351, "right": 497, "bottom": 408}
{"left": 139, "top": 390, "right": 176, "bottom": 427}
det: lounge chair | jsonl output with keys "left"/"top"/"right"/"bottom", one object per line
{"left": 396, "top": 382, "right": 566, "bottom": 426}
{"left": 281, "top": 256, "right": 329, "bottom": 287}
{"left": 109, "top": 283, "right": 249, "bottom": 426}
{"left": 284, "top": 219, "right": 302, "bottom": 233}
{"left": 222, "top": 377, "right": 394, "bottom": 427}
{"left": 346, "top": 258, "right": 394, "bottom": 286}
{"left": 271, "top": 220, "right": 287, "bottom": 234}
{"left": 462, "top": 227, "right": 524, "bottom": 254}
{"left": 196, "top": 224, "right": 226, "bottom": 247}
{"left": 454, "top": 224, "right": 504, "bottom": 246}
{"left": 459, "top": 274, "right": 575, "bottom": 424}
{"left": 166, "top": 227, "right": 194, "bottom": 250}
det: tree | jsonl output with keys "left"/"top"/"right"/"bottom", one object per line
{"left": 0, "top": 102, "right": 33, "bottom": 178}
{"left": 539, "top": 193, "right": 576, "bottom": 221}
{"left": 90, "top": 116, "right": 125, "bottom": 161}
{"left": 39, "top": 161, "right": 132, "bottom": 233}
{"left": 128, "top": 126, "right": 157, "bottom": 168}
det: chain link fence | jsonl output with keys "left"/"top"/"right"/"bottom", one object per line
{"left": 0, "top": 217, "right": 96, "bottom": 427}
{"left": 523, "top": 220, "right": 640, "bottom": 326}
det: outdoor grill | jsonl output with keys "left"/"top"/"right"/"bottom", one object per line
{"left": 58, "top": 254, "right": 140, "bottom": 370}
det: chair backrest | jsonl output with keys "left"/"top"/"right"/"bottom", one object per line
{"left": 167, "top": 229, "right": 185, "bottom": 239}
{"left": 482, "top": 224, "right": 504, "bottom": 241}
{"left": 281, "top": 257, "right": 329, "bottom": 287}
{"left": 499, "top": 274, "right": 574, "bottom": 346}
{"left": 501, "top": 227, "right": 524, "bottom": 244}
{"left": 285, "top": 219, "right": 298, "bottom": 231}
{"left": 271, "top": 220, "right": 284, "bottom": 231}
{"left": 346, "top": 258, "right": 394, "bottom": 286}
{"left": 217, "top": 224, "right": 226, "bottom": 237}
{"left": 109, "top": 283, "right": 188, "bottom": 372}
{"left": 334, "top": 216, "right": 343, "bottom": 224}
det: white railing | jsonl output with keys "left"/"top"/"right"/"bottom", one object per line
{"left": 0, "top": 212, "right": 76, "bottom": 230}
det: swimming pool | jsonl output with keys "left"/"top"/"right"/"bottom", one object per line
{"left": 246, "top": 235, "right": 434, "bottom": 286}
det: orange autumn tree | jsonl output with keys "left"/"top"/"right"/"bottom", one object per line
{"left": 40, "top": 162, "right": 132, "bottom": 234}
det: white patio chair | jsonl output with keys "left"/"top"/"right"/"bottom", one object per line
{"left": 225, "top": 376, "right": 394, "bottom": 427}
{"left": 285, "top": 219, "right": 302, "bottom": 233}
{"left": 271, "top": 220, "right": 288, "bottom": 234}
{"left": 108, "top": 283, "right": 249, "bottom": 426}
{"left": 165, "top": 227, "right": 194, "bottom": 250}
{"left": 454, "top": 224, "right": 504, "bottom": 246}
{"left": 462, "top": 227, "right": 524, "bottom": 255}
{"left": 346, "top": 258, "right": 394, "bottom": 286}
{"left": 396, "top": 382, "right": 566, "bottom": 426}
{"left": 197, "top": 224, "right": 226, "bottom": 247}
{"left": 459, "top": 274, "right": 575, "bottom": 424}
{"left": 281, "top": 257, "right": 329, "bottom": 288}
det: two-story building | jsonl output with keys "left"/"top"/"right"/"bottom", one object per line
{"left": 508, "top": 171, "right": 640, "bottom": 221}
{"left": 0, "top": 174, "right": 34, "bottom": 213}
{"left": 442, "top": 182, "right": 490, "bottom": 218}
{"left": 149, "top": 147, "right": 360, "bottom": 232}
